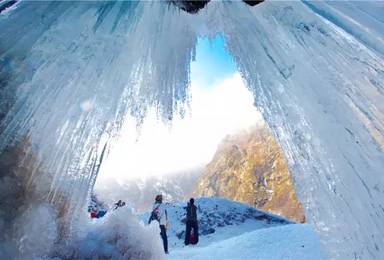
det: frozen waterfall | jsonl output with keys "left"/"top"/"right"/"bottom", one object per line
{"left": 0, "top": 1, "right": 383, "bottom": 259}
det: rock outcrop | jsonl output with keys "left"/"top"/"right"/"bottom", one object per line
{"left": 193, "top": 125, "right": 305, "bottom": 223}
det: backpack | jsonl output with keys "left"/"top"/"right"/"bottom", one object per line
{"left": 90, "top": 211, "right": 97, "bottom": 218}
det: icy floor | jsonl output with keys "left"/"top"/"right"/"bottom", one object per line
{"left": 167, "top": 224, "right": 323, "bottom": 260}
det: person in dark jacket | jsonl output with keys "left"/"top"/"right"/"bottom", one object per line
{"left": 184, "top": 198, "right": 198, "bottom": 245}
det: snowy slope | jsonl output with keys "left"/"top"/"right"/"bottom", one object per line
{"left": 168, "top": 224, "right": 323, "bottom": 260}
{"left": 142, "top": 197, "right": 292, "bottom": 246}
{"left": 141, "top": 197, "right": 322, "bottom": 259}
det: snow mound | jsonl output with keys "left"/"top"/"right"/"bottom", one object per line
{"left": 56, "top": 207, "right": 164, "bottom": 259}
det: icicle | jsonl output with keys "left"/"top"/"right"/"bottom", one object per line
{"left": 0, "top": 1, "right": 383, "bottom": 259}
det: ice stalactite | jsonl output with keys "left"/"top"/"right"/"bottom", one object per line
{"left": 212, "top": 2, "right": 384, "bottom": 259}
{"left": 0, "top": 1, "right": 196, "bottom": 257}
{"left": 0, "top": 1, "right": 383, "bottom": 259}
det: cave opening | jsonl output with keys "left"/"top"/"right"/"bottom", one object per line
{"left": 91, "top": 34, "right": 305, "bottom": 223}
{"left": 1, "top": 1, "right": 382, "bottom": 258}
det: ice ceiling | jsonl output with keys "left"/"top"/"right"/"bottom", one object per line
{"left": 0, "top": 1, "right": 383, "bottom": 259}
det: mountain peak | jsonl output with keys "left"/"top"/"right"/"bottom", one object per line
{"left": 193, "top": 126, "right": 305, "bottom": 223}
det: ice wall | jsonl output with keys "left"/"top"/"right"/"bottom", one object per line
{"left": 0, "top": 1, "right": 383, "bottom": 259}
{"left": 0, "top": 0, "right": 195, "bottom": 229}
{"left": 0, "top": 1, "right": 197, "bottom": 256}
{"left": 214, "top": 2, "right": 384, "bottom": 259}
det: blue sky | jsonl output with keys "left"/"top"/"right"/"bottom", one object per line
{"left": 191, "top": 35, "right": 237, "bottom": 88}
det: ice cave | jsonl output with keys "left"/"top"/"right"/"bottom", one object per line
{"left": 0, "top": 0, "right": 383, "bottom": 259}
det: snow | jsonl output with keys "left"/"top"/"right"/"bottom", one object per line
{"left": 141, "top": 197, "right": 293, "bottom": 247}
{"left": 12, "top": 203, "right": 59, "bottom": 258}
{"left": 168, "top": 224, "right": 323, "bottom": 260}
{"left": 56, "top": 206, "right": 163, "bottom": 259}
{"left": 0, "top": 1, "right": 383, "bottom": 259}
{"left": 142, "top": 197, "right": 323, "bottom": 260}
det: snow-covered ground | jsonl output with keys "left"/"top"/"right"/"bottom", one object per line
{"left": 168, "top": 224, "right": 323, "bottom": 260}
{"left": 142, "top": 197, "right": 323, "bottom": 259}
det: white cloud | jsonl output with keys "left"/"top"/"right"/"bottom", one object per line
{"left": 97, "top": 72, "right": 262, "bottom": 181}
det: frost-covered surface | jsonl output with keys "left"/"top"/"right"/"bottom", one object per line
{"left": 0, "top": 1, "right": 383, "bottom": 259}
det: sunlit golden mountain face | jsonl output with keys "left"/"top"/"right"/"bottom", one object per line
{"left": 194, "top": 125, "right": 305, "bottom": 223}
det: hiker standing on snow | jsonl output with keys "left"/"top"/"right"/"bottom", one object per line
{"left": 148, "top": 194, "right": 169, "bottom": 254}
{"left": 184, "top": 198, "right": 199, "bottom": 245}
